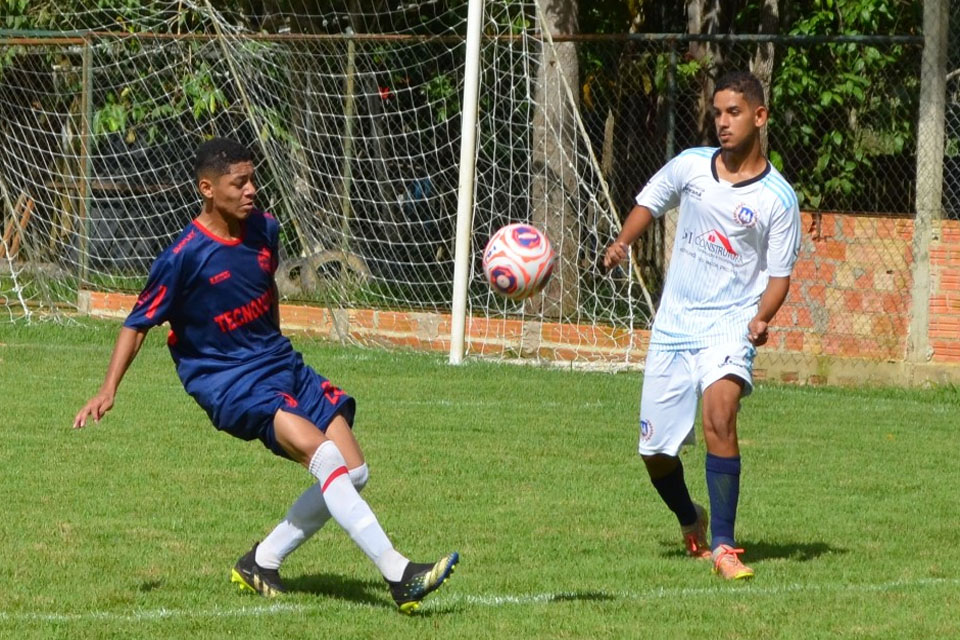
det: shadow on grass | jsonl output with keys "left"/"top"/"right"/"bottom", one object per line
{"left": 137, "top": 579, "right": 163, "bottom": 593}
{"left": 736, "top": 539, "right": 846, "bottom": 562}
{"left": 284, "top": 573, "right": 462, "bottom": 617}
{"left": 284, "top": 573, "right": 388, "bottom": 608}
{"left": 660, "top": 539, "right": 846, "bottom": 562}
{"left": 285, "top": 576, "right": 614, "bottom": 616}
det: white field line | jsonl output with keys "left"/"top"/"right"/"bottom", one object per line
{"left": 1, "top": 577, "right": 957, "bottom": 624}
{"left": 389, "top": 398, "right": 609, "bottom": 408}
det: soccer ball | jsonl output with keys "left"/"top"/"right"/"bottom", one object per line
{"left": 482, "top": 223, "right": 556, "bottom": 300}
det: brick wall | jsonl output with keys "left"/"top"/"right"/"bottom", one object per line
{"left": 79, "top": 291, "right": 650, "bottom": 364}
{"left": 78, "top": 213, "right": 960, "bottom": 383}
{"left": 770, "top": 212, "right": 914, "bottom": 361}
{"left": 929, "top": 219, "right": 960, "bottom": 362}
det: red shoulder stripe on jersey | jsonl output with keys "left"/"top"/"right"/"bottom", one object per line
{"left": 135, "top": 284, "right": 156, "bottom": 307}
{"left": 172, "top": 230, "right": 197, "bottom": 254}
{"left": 144, "top": 285, "right": 167, "bottom": 320}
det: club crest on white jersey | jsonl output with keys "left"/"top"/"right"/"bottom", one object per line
{"left": 733, "top": 202, "right": 758, "bottom": 227}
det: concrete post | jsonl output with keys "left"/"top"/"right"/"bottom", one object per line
{"left": 907, "top": 0, "right": 949, "bottom": 363}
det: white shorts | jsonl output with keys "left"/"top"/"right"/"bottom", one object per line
{"left": 638, "top": 341, "right": 756, "bottom": 457}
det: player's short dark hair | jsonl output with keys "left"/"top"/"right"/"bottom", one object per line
{"left": 194, "top": 138, "right": 253, "bottom": 181}
{"left": 714, "top": 71, "right": 766, "bottom": 107}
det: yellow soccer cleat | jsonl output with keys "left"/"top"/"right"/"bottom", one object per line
{"left": 230, "top": 543, "right": 286, "bottom": 597}
{"left": 387, "top": 551, "right": 459, "bottom": 614}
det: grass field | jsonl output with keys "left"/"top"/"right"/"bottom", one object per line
{"left": 0, "top": 319, "right": 957, "bottom": 639}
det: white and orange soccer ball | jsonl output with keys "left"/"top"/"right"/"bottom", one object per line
{"left": 481, "top": 223, "right": 556, "bottom": 300}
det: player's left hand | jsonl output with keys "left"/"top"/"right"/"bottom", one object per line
{"left": 603, "top": 241, "right": 629, "bottom": 270}
{"left": 748, "top": 318, "right": 768, "bottom": 346}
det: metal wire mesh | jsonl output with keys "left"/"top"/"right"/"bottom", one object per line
{"left": 0, "top": 2, "right": 954, "bottom": 374}
{"left": 943, "top": 1, "right": 960, "bottom": 218}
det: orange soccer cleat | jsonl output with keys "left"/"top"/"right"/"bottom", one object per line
{"left": 681, "top": 503, "right": 712, "bottom": 560}
{"left": 712, "top": 544, "right": 755, "bottom": 580}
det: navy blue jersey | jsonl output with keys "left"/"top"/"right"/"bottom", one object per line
{"left": 124, "top": 210, "right": 298, "bottom": 419}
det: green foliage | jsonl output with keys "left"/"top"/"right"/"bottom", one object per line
{"left": 86, "top": 48, "right": 232, "bottom": 143}
{"left": 252, "top": 104, "right": 295, "bottom": 145}
{"left": 580, "top": 0, "right": 647, "bottom": 33}
{"left": 424, "top": 72, "right": 458, "bottom": 123}
{"left": 1, "top": 0, "right": 28, "bottom": 29}
{"left": 770, "top": 0, "right": 921, "bottom": 210}
{"left": 574, "top": 0, "right": 921, "bottom": 214}
{"left": 0, "top": 3, "right": 298, "bottom": 147}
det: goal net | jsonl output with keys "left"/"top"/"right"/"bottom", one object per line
{"left": 0, "top": 1, "right": 654, "bottom": 363}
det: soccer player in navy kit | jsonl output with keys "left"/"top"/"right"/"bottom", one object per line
{"left": 604, "top": 72, "right": 801, "bottom": 580}
{"left": 73, "top": 138, "right": 458, "bottom": 613}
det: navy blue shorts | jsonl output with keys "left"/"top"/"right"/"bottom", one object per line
{"left": 213, "top": 356, "right": 356, "bottom": 458}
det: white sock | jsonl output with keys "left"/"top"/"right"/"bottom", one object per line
{"left": 348, "top": 463, "right": 369, "bottom": 492}
{"left": 256, "top": 463, "right": 371, "bottom": 570}
{"left": 308, "top": 442, "right": 408, "bottom": 581}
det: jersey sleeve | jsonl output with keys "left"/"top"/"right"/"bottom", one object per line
{"left": 263, "top": 211, "right": 280, "bottom": 271}
{"left": 124, "top": 250, "right": 179, "bottom": 330}
{"left": 765, "top": 192, "right": 802, "bottom": 277}
{"left": 634, "top": 156, "right": 682, "bottom": 218}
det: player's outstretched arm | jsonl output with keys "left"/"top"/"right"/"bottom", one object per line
{"left": 604, "top": 205, "right": 655, "bottom": 270}
{"left": 73, "top": 326, "right": 150, "bottom": 429}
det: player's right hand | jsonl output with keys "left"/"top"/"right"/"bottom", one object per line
{"left": 603, "top": 241, "right": 628, "bottom": 270}
{"left": 73, "top": 392, "right": 115, "bottom": 429}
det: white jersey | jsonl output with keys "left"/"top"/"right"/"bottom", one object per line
{"left": 637, "top": 146, "right": 801, "bottom": 350}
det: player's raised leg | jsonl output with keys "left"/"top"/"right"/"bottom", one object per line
{"left": 643, "top": 455, "right": 711, "bottom": 559}
{"left": 248, "top": 416, "right": 370, "bottom": 588}
{"left": 268, "top": 411, "right": 458, "bottom": 611}
{"left": 701, "top": 375, "right": 753, "bottom": 580}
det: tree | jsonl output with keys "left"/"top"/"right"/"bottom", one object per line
{"left": 770, "top": 0, "right": 922, "bottom": 211}
{"left": 750, "top": 0, "right": 779, "bottom": 156}
{"left": 529, "top": 0, "right": 580, "bottom": 319}
{"left": 685, "top": 0, "right": 736, "bottom": 144}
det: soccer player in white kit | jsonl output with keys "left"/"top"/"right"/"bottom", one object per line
{"left": 604, "top": 71, "right": 801, "bottom": 580}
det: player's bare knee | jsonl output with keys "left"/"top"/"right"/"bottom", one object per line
{"left": 702, "top": 414, "right": 737, "bottom": 444}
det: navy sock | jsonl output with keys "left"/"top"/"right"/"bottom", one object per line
{"left": 650, "top": 458, "right": 698, "bottom": 527}
{"left": 705, "top": 453, "right": 741, "bottom": 549}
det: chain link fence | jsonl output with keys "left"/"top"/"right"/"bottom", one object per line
{"left": 568, "top": 32, "right": 930, "bottom": 369}
{"left": 575, "top": 34, "right": 924, "bottom": 217}
{"left": 944, "top": 1, "right": 960, "bottom": 217}
{"left": 0, "top": 10, "right": 955, "bottom": 373}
